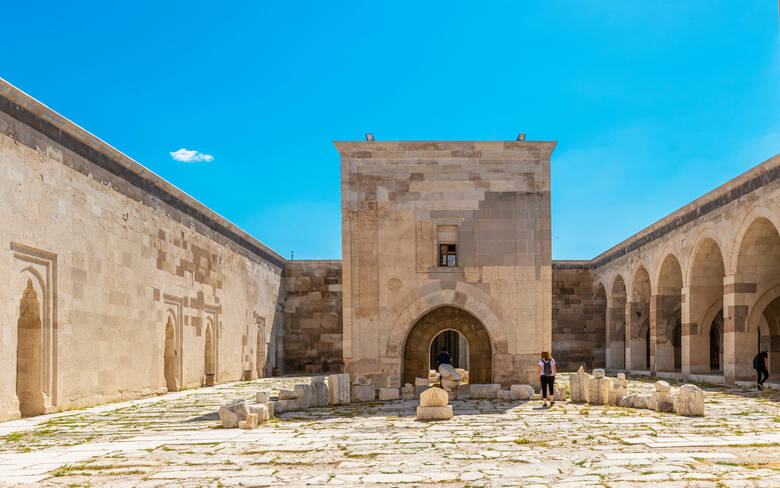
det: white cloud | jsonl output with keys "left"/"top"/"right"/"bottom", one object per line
{"left": 170, "top": 148, "right": 214, "bottom": 163}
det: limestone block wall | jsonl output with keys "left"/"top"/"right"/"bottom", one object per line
{"left": 283, "top": 260, "right": 344, "bottom": 374}
{"left": 338, "top": 140, "right": 555, "bottom": 388}
{"left": 551, "top": 263, "right": 605, "bottom": 371}
{"left": 0, "top": 80, "right": 285, "bottom": 421}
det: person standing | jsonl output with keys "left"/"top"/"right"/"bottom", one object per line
{"left": 538, "top": 351, "right": 556, "bottom": 407}
{"left": 754, "top": 351, "right": 769, "bottom": 390}
{"left": 436, "top": 347, "right": 451, "bottom": 367}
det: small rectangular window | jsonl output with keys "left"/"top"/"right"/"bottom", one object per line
{"left": 439, "top": 243, "right": 457, "bottom": 267}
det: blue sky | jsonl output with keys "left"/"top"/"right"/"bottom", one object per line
{"left": 3, "top": 2, "right": 778, "bottom": 260}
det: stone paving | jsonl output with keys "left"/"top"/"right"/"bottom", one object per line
{"left": 0, "top": 374, "right": 779, "bottom": 487}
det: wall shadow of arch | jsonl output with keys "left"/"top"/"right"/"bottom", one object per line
{"left": 403, "top": 306, "right": 492, "bottom": 386}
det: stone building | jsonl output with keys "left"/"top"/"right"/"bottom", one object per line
{"left": 0, "top": 76, "right": 777, "bottom": 421}
{"left": 337, "top": 141, "right": 555, "bottom": 387}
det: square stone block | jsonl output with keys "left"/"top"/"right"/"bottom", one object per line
{"left": 416, "top": 405, "right": 453, "bottom": 420}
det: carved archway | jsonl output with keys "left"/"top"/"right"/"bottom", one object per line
{"left": 402, "top": 306, "right": 492, "bottom": 385}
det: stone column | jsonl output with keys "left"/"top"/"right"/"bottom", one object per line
{"left": 649, "top": 295, "right": 659, "bottom": 376}
{"left": 723, "top": 275, "right": 756, "bottom": 383}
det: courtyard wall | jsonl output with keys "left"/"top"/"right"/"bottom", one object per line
{"left": 0, "top": 80, "right": 285, "bottom": 421}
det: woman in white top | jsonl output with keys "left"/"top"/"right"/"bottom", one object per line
{"left": 538, "top": 351, "right": 556, "bottom": 407}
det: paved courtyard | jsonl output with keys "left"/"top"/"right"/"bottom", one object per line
{"left": 0, "top": 374, "right": 779, "bottom": 487}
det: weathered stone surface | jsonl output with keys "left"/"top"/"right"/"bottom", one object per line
{"left": 608, "top": 387, "right": 627, "bottom": 405}
{"left": 378, "top": 388, "right": 399, "bottom": 401}
{"left": 441, "top": 379, "right": 460, "bottom": 391}
{"left": 554, "top": 386, "right": 567, "bottom": 401}
{"left": 255, "top": 391, "right": 270, "bottom": 403}
{"left": 239, "top": 412, "right": 260, "bottom": 429}
{"left": 353, "top": 375, "right": 371, "bottom": 386}
{"left": 568, "top": 369, "right": 589, "bottom": 403}
{"left": 401, "top": 384, "right": 415, "bottom": 400}
{"left": 416, "top": 405, "right": 453, "bottom": 420}
{"left": 218, "top": 399, "right": 249, "bottom": 429}
{"left": 586, "top": 377, "right": 610, "bottom": 405}
{"left": 328, "top": 374, "right": 350, "bottom": 405}
{"left": 275, "top": 399, "right": 301, "bottom": 413}
{"left": 675, "top": 384, "right": 705, "bottom": 416}
{"left": 616, "top": 372, "right": 626, "bottom": 380}
{"left": 470, "top": 384, "right": 501, "bottom": 399}
{"left": 654, "top": 381, "right": 671, "bottom": 393}
{"left": 294, "top": 384, "right": 311, "bottom": 409}
{"left": 510, "top": 384, "right": 535, "bottom": 400}
{"left": 414, "top": 385, "right": 428, "bottom": 397}
{"left": 415, "top": 377, "right": 430, "bottom": 387}
{"left": 592, "top": 369, "right": 606, "bottom": 378}
{"left": 310, "top": 379, "right": 329, "bottom": 407}
{"left": 497, "top": 389, "right": 516, "bottom": 401}
{"left": 618, "top": 394, "right": 636, "bottom": 408}
{"left": 351, "top": 385, "right": 376, "bottom": 403}
{"left": 420, "top": 387, "right": 448, "bottom": 407}
{"left": 263, "top": 400, "right": 275, "bottom": 418}
{"left": 279, "top": 389, "right": 300, "bottom": 400}
{"left": 386, "top": 376, "right": 401, "bottom": 388}
{"left": 438, "top": 364, "right": 463, "bottom": 381}
{"left": 249, "top": 404, "right": 270, "bottom": 423}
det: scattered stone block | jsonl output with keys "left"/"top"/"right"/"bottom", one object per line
{"left": 592, "top": 368, "right": 606, "bottom": 378}
{"left": 279, "top": 389, "right": 300, "bottom": 400}
{"left": 441, "top": 379, "right": 460, "bottom": 391}
{"left": 656, "top": 393, "right": 675, "bottom": 413}
{"left": 674, "top": 384, "right": 704, "bottom": 416}
{"left": 219, "top": 399, "right": 250, "bottom": 428}
{"left": 328, "top": 374, "right": 350, "bottom": 404}
{"left": 275, "top": 399, "right": 301, "bottom": 413}
{"left": 415, "top": 377, "right": 429, "bottom": 387}
{"left": 401, "top": 383, "right": 415, "bottom": 400}
{"left": 654, "top": 380, "right": 671, "bottom": 393}
{"left": 416, "top": 405, "right": 453, "bottom": 420}
{"left": 438, "top": 363, "right": 463, "bottom": 381}
{"left": 255, "top": 391, "right": 270, "bottom": 403}
{"left": 239, "top": 412, "right": 260, "bottom": 429}
{"left": 310, "top": 379, "right": 329, "bottom": 407}
{"left": 294, "top": 384, "right": 311, "bottom": 409}
{"left": 618, "top": 394, "right": 636, "bottom": 408}
{"left": 554, "top": 386, "right": 567, "bottom": 401}
{"left": 378, "top": 388, "right": 399, "bottom": 401}
{"left": 633, "top": 394, "right": 652, "bottom": 410}
{"left": 351, "top": 384, "right": 376, "bottom": 403}
{"left": 616, "top": 372, "right": 626, "bottom": 380}
{"left": 249, "top": 403, "right": 270, "bottom": 422}
{"left": 353, "top": 375, "right": 371, "bottom": 386}
{"left": 569, "top": 367, "right": 589, "bottom": 403}
{"left": 510, "top": 384, "right": 534, "bottom": 400}
{"left": 264, "top": 401, "right": 275, "bottom": 418}
{"left": 470, "top": 384, "right": 501, "bottom": 399}
{"left": 420, "top": 387, "right": 448, "bottom": 407}
{"left": 446, "top": 389, "right": 458, "bottom": 401}
{"left": 609, "top": 387, "right": 627, "bottom": 405}
{"left": 587, "top": 377, "right": 610, "bottom": 405}
{"left": 428, "top": 372, "right": 440, "bottom": 384}
{"left": 611, "top": 378, "right": 628, "bottom": 389}
{"left": 386, "top": 376, "right": 401, "bottom": 388}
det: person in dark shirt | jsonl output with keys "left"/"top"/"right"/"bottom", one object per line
{"left": 436, "top": 347, "right": 451, "bottom": 367}
{"left": 754, "top": 351, "right": 769, "bottom": 390}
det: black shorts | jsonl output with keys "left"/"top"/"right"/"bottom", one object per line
{"left": 540, "top": 375, "right": 555, "bottom": 398}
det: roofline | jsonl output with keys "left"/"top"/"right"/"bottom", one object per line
{"left": 0, "top": 77, "right": 286, "bottom": 268}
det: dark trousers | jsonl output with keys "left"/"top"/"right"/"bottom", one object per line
{"left": 757, "top": 369, "right": 769, "bottom": 386}
{"left": 540, "top": 375, "right": 555, "bottom": 399}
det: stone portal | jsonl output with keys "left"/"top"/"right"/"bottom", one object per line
{"left": 404, "top": 306, "right": 490, "bottom": 385}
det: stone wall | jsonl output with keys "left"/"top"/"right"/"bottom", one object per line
{"left": 338, "top": 140, "right": 556, "bottom": 388}
{"left": 551, "top": 264, "right": 605, "bottom": 371}
{"left": 283, "top": 260, "right": 344, "bottom": 374}
{"left": 0, "top": 80, "right": 285, "bottom": 421}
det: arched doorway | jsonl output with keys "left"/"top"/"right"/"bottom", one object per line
{"left": 164, "top": 316, "right": 178, "bottom": 392}
{"left": 656, "top": 254, "right": 683, "bottom": 373}
{"left": 709, "top": 310, "right": 723, "bottom": 371}
{"left": 688, "top": 238, "right": 725, "bottom": 375}
{"left": 403, "top": 306, "right": 491, "bottom": 386}
{"left": 17, "top": 279, "right": 45, "bottom": 417}
{"left": 204, "top": 321, "right": 215, "bottom": 385}
{"left": 629, "top": 267, "right": 651, "bottom": 371}
{"left": 429, "top": 330, "right": 469, "bottom": 371}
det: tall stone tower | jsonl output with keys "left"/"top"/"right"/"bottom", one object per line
{"left": 336, "top": 140, "right": 555, "bottom": 387}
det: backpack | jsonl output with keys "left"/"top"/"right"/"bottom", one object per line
{"left": 542, "top": 359, "right": 553, "bottom": 376}
{"left": 753, "top": 353, "right": 764, "bottom": 370}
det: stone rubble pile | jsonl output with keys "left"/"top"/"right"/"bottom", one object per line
{"left": 569, "top": 366, "right": 704, "bottom": 416}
